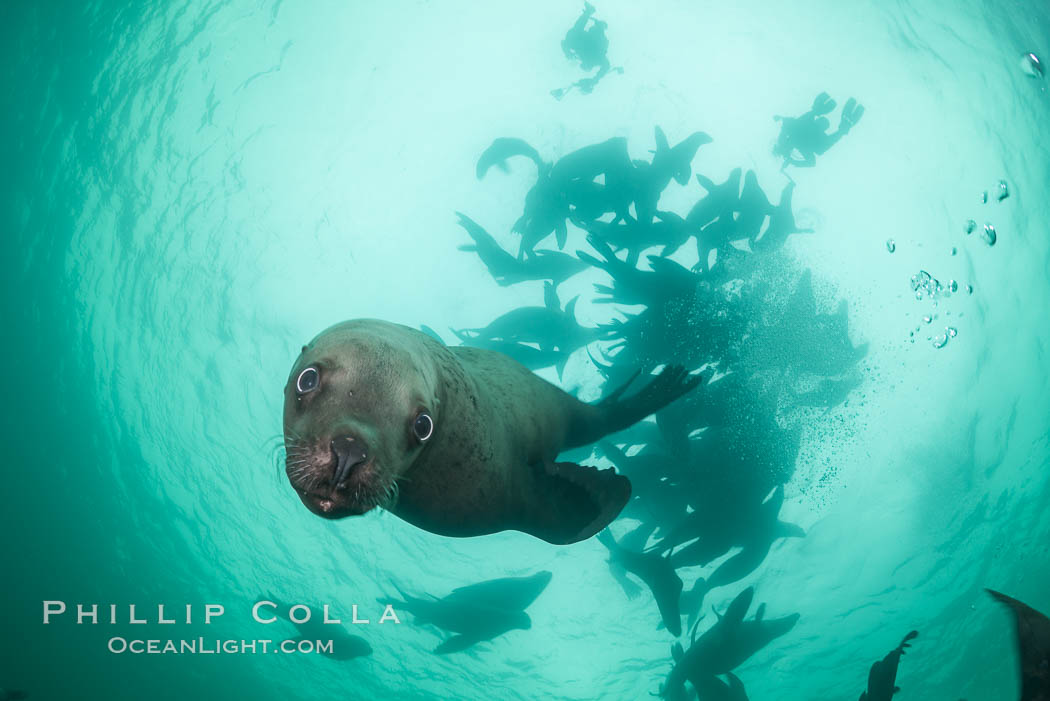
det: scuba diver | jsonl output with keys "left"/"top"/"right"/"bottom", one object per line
{"left": 552, "top": 2, "right": 623, "bottom": 99}
{"left": 773, "top": 92, "right": 864, "bottom": 171}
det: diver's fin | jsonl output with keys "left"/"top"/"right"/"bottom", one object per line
{"left": 671, "top": 641, "right": 684, "bottom": 663}
{"left": 812, "top": 91, "right": 836, "bottom": 114}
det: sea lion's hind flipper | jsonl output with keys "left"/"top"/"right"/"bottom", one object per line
{"left": 725, "top": 672, "right": 748, "bottom": 699}
{"left": 526, "top": 461, "right": 631, "bottom": 545}
{"left": 593, "top": 365, "right": 701, "bottom": 438}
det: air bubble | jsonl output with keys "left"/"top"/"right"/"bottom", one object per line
{"left": 982, "top": 224, "right": 997, "bottom": 246}
{"left": 886, "top": 239, "right": 896, "bottom": 253}
{"left": 932, "top": 333, "right": 948, "bottom": 349}
{"left": 947, "top": 327, "right": 958, "bottom": 338}
{"left": 1021, "top": 52, "right": 1044, "bottom": 78}
{"left": 965, "top": 219, "right": 976, "bottom": 234}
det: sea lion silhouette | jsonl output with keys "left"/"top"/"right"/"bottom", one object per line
{"left": 859, "top": 630, "right": 918, "bottom": 701}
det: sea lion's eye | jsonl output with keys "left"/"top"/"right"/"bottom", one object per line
{"left": 413, "top": 412, "right": 434, "bottom": 442}
{"left": 296, "top": 367, "right": 319, "bottom": 394}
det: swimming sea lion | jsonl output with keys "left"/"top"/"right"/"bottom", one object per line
{"left": 283, "top": 319, "right": 699, "bottom": 544}
{"left": 859, "top": 630, "right": 919, "bottom": 701}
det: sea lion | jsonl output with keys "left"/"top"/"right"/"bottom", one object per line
{"left": 255, "top": 594, "right": 372, "bottom": 661}
{"left": 282, "top": 319, "right": 699, "bottom": 544}
{"left": 859, "top": 630, "right": 919, "bottom": 701}
{"left": 597, "top": 528, "right": 683, "bottom": 636}
{"left": 381, "top": 574, "right": 549, "bottom": 654}
{"left": 661, "top": 587, "right": 798, "bottom": 700}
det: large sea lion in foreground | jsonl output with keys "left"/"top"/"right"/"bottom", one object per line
{"left": 283, "top": 319, "right": 699, "bottom": 544}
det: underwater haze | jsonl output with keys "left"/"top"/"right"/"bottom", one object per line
{"left": 3, "top": 0, "right": 1049, "bottom": 699}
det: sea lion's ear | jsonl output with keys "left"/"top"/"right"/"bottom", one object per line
{"left": 301, "top": 345, "right": 308, "bottom": 354}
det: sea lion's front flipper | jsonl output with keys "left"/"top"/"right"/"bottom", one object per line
{"left": 525, "top": 461, "right": 631, "bottom": 544}
{"left": 725, "top": 587, "right": 755, "bottom": 627}
{"left": 725, "top": 672, "right": 749, "bottom": 700}
{"left": 987, "top": 589, "right": 1050, "bottom": 700}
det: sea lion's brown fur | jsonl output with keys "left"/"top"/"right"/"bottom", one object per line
{"left": 283, "top": 319, "right": 698, "bottom": 544}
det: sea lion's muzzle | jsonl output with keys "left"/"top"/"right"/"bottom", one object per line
{"left": 330, "top": 436, "right": 369, "bottom": 495}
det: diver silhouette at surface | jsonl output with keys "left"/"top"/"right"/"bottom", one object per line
{"left": 773, "top": 92, "right": 864, "bottom": 171}
{"left": 552, "top": 2, "right": 623, "bottom": 100}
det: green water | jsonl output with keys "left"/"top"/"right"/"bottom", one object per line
{"left": 3, "top": 1, "right": 1049, "bottom": 699}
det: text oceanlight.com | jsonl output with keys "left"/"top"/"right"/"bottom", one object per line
{"left": 107, "top": 638, "right": 335, "bottom": 655}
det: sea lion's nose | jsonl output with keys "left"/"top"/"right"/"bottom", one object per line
{"left": 330, "top": 436, "right": 368, "bottom": 491}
